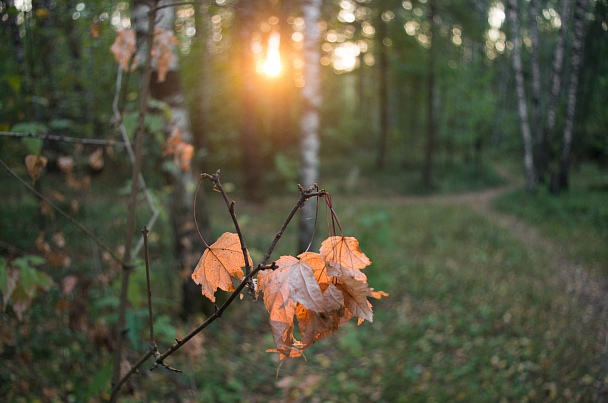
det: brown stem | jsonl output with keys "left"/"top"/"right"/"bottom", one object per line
{"left": 0, "top": 131, "right": 125, "bottom": 147}
{"left": 143, "top": 226, "right": 157, "bottom": 350}
{"left": 204, "top": 172, "right": 252, "bottom": 276}
{"left": 110, "top": 181, "right": 327, "bottom": 391}
{"left": 111, "top": 1, "right": 159, "bottom": 398}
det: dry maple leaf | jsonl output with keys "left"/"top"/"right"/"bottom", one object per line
{"left": 191, "top": 232, "right": 252, "bottom": 302}
{"left": 334, "top": 276, "right": 374, "bottom": 323}
{"left": 298, "top": 252, "right": 330, "bottom": 289}
{"left": 320, "top": 236, "right": 371, "bottom": 278}
{"left": 258, "top": 255, "right": 330, "bottom": 318}
{"left": 110, "top": 29, "right": 138, "bottom": 71}
{"left": 25, "top": 154, "right": 47, "bottom": 182}
{"left": 259, "top": 255, "right": 346, "bottom": 361}
{"left": 153, "top": 27, "right": 179, "bottom": 83}
{"left": 88, "top": 148, "right": 104, "bottom": 171}
{"left": 295, "top": 283, "right": 346, "bottom": 349}
{"left": 163, "top": 127, "right": 195, "bottom": 171}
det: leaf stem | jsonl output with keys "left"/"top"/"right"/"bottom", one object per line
{"left": 111, "top": 1, "right": 159, "bottom": 398}
{"left": 260, "top": 184, "right": 327, "bottom": 267}
{"left": 109, "top": 179, "right": 329, "bottom": 394}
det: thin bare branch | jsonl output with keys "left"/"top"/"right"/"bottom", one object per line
{"left": 111, "top": 57, "right": 160, "bottom": 261}
{"left": 111, "top": 1, "right": 160, "bottom": 397}
{"left": 193, "top": 175, "right": 210, "bottom": 248}
{"left": 110, "top": 181, "right": 328, "bottom": 392}
{"left": 143, "top": 226, "right": 157, "bottom": 351}
{"left": 0, "top": 131, "right": 125, "bottom": 147}
{"left": 202, "top": 171, "right": 252, "bottom": 277}
{"left": 259, "top": 184, "right": 327, "bottom": 267}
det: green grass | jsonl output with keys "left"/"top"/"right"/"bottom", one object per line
{"left": 1, "top": 157, "right": 606, "bottom": 401}
{"left": 319, "top": 154, "right": 506, "bottom": 196}
{"left": 154, "top": 199, "right": 605, "bottom": 402}
{"left": 493, "top": 162, "right": 608, "bottom": 274}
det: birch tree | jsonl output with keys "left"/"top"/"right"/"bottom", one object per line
{"left": 134, "top": 0, "right": 210, "bottom": 316}
{"left": 298, "top": 0, "right": 322, "bottom": 252}
{"left": 507, "top": 0, "right": 536, "bottom": 192}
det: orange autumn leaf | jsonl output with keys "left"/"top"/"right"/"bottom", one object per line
{"left": 334, "top": 276, "right": 374, "bottom": 323}
{"left": 259, "top": 255, "right": 346, "bottom": 361}
{"left": 153, "top": 27, "right": 179, "bottom": 83}
{"left": 25, "top": 154, "right": 47, "bottom": 182}
{"left": 191, "top": 232, "right": 252, "bottom": 302}
{"left": 297, "top": 251, "right": 330, "bottom": 288}
{"left": 370, "top": 289, "right": 390, "bottom": 299}
{"left": 88, "top": 148, "right": 104, "bottom": 171}
{"left": 110, "top": 29, "right": 138, "bottom": 71}
{"left": 320, "top": 236, "right": 371, "bottom": 278}
{"left": 163, "top": 127, "right": 195, "bottom": 171}
{"left": 257, "top": 256, "right": 321, "bottom": 359}
{"left": 258, "top": 255, "right": 330, "bottom": 318}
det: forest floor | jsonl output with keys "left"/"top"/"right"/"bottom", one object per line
{"left": 375, "top": 166, "right": 608, "bottom": 360}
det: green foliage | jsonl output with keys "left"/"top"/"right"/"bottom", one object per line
{"left": 167, "top": 194, "right": 606, "bottom": 401}
{"left": 0, "top": 255, "right": 53, "bottom": 319}
{"left": 10, "top": 122, "right": 48, "bottom": 154}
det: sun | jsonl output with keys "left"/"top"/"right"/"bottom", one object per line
{"left": 262, "top": 32, "right": 282, "bottom": 77}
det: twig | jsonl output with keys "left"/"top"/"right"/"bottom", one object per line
{"left": 108, "top": 350, "right": 153, "bottom": 402}
{"left": 0, "top": 158, "right": 124, "bottom": 266}
{"left": 0, "top": 131, "right": 125, "bottom": 147}
{"left": 192, "top": 175, "right": 210, "bottom": 248}
{"left": 202, "top": 171, "right": 252, "bottom": 277}
{"left": 111, "top": 55, "right": 159, "bottom": 261}
{"left": 259, "top": 184, "right": 327, "bottom": 267}
{"left": 142, "top": 227, "right": 157, "bottom": 350}
{"left": 111, "top": 1, "right": 159, "bottom": 398}
{"left": 109, "top": 180, "right": 326, "bottom": 394}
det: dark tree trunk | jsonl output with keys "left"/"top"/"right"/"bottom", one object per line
{"left": 529, "top": 0, "right": 544, "bottom": 181}
{"left": 555, "top": 0, "right": 588, "bottom": 192}
{"left": 376, "top": 11, "right": 389, "bottom": 169}
{"left": 238, "top": 1, "right": 262, "bottom": 202}
{"left": 544, "top": 0, "right": 572, "bottom": 187}
{"left": 135, "top": 0, "right": 213, "bottom": 317}
{"left": 422, "top": 0, "right": 436, "bottom": 190}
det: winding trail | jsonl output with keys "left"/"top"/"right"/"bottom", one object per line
{"left": 386, "top": 168, "right": 608, "bottom": 356}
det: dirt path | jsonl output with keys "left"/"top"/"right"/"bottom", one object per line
{"left": 393, "top": 168, "right": 608, "bottom": 356}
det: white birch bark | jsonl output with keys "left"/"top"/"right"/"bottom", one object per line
{"left": 508, "top": 0, "right": 536, "bottom": 192}
{"left": 298, "top": 0, "right": 322, "bottom": 252}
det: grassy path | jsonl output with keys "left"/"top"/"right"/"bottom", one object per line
{"left": 376, "top": 168, "right": 608, "bottom": 360}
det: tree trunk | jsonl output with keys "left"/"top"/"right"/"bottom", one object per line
{"left": 556, "top": 0, "right": 588, "bottom": 192}
{"left": 529, "top": 0, "right": 544, "bottom": 181}
{"left": 507, "top": 0, "right": 536, "bottom": 192}
{"left": 238, "top": 1, "right": 262, "bottom": 202}
{"left": 136, "top": 0, "right": 212, "bottom": 317}
{"left": 375, "top": 10, "right": 389, "bottom": 169}
{"left": 422, "top": 0, "right": 436, "bottom": 190}
{"left": 298, "top": 0, "right": 322, "bottom": 253}
{"left": 544, "top": 0, "right": 572, "bottom": 186}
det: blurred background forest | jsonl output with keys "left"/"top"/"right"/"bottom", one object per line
{"left": 1, "top": 0, "right": 607, "bottom": 401}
